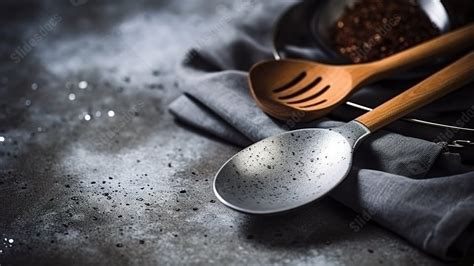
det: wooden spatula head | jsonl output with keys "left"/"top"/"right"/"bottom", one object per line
{"left": 249, "top": 59, "right": 355, "bottom": 121}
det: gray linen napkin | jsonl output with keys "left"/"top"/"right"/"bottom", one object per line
{"left": 169, "top": 0, "right": 474, "bottom": 260}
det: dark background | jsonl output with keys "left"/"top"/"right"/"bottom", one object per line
{"left": 0, "top": 1, "right": 453, "bottom": 265}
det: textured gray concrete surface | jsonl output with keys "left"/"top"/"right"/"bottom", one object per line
{"left": 0, "top": 1, "right": 449, "bottom": 265}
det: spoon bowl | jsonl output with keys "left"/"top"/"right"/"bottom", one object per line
{"left": 213, "top": 121, "right": 368, "bottom": 214}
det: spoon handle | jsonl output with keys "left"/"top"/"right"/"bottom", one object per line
{"left": 356, "top": 51, "right": 474, "bottom": 132}
{"left": 364, "top": 24, "right": 474, "bottom": 81}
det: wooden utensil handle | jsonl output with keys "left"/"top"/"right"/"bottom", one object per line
{"left": 368, "top": 24, "right": 474, "bottom": 78}
{"left": 356, "top": 51, "right": 474, "bottom": 132}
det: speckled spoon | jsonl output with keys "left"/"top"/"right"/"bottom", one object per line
{"left": 213, "top": 52, "right": 474, "bottom": 214}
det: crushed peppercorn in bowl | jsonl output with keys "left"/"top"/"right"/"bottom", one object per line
{"left": 311, "top": 0, "right": 453, "bottom": 76}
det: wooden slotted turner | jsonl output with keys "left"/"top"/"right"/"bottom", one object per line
{"left": 249, "top": 24, "right": 474, "bottom": 121}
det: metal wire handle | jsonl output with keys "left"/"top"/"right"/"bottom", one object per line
{"left": 345, "top": 102, "right": 474, "bottom": 133}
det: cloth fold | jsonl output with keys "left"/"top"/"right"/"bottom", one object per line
{"left": 169, "top": 0, "right": 474, "bottom": 260}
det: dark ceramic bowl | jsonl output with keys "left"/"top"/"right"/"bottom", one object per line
{"left": 309, "top": 0, "right": 452, "bottom": 78}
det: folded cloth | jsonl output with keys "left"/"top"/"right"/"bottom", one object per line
{"left": 169, "top": 0, "right": 474, "bottom": 260}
